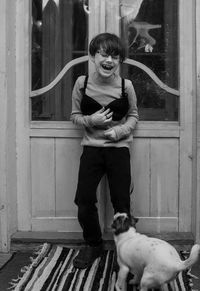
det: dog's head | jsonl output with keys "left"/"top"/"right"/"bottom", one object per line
{"left": 111, "top": 213, "right": 139, "bottom": 236}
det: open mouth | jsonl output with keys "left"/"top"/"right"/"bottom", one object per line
{"left": 101, "top": 64, "right": 113, "bottom": 71}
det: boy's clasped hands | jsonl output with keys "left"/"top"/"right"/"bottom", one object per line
{"left": 90, "top": 108, "right": 117, "bottom": 141}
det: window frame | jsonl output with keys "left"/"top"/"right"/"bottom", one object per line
{"left": 29, "top": 0, "right": 195, "bottom": 137}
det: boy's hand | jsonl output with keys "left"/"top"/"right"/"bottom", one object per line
{"left": 104, "top": 128, "right": 117, "bottom": 141}
{"left": 90, "top": 108, "right": 113, "bottom": 126}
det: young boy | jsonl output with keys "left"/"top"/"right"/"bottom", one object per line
{"left": 71, "top": 32, "right": 138, "bottom": 269}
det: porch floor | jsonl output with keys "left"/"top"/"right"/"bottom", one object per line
{"left": 0, "top": 231, "right": 199, "bottom": 290}
{"left": 11, "top": 230, "right": 195, "bottom": 248}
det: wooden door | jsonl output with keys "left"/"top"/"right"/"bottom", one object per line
{"left": 16, "top": 0, "right": 195, "bottom": 236}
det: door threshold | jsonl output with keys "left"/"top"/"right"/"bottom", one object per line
{"left": 11, "top": 231, "right": 194, "bottom": 252}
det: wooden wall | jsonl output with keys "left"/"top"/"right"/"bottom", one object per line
{"left": 0, "top": 0, "right": 17, "bottom": 252}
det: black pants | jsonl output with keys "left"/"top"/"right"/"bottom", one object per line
{"left": 75, "top": 146, "right": 131, "bottom": 246}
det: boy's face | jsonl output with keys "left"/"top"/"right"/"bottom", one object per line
{"left": 91, "top": 47, "right": 120, "bottom": 78}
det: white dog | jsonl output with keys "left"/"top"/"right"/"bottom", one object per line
{"left": 112, "top": 213, "right": 200, "bottom": 291}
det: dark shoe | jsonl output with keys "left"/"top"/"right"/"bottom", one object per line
{"left": 73, "top": 244, "right": 103, "bottom": 269}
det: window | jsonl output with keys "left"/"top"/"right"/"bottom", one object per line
{"left": 31, "top": 0, "right": 88, "bottom": 120}
{"left": 120, "top": 0, "right": 179, "bottom": 121}
{"left": 31, "top": 0, "right": 179, "bottom": 121}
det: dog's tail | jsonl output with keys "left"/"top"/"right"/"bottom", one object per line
{"left": 178, "top": 244, "right": 200, "bottom": 271}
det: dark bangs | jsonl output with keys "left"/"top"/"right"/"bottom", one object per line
{"left": 89, "top": 33, "right": 126, "bottom": 62}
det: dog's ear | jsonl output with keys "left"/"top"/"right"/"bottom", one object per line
{"left": 129, "top": 215, "right": 139, "bottom": 228}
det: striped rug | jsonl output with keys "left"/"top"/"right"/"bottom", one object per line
{"left": 9, "top": 243, "right": 193, "bottom": 291}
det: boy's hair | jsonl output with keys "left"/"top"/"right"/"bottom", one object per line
{"left": 89, "top": 33, "right": 126, "bottom": 63}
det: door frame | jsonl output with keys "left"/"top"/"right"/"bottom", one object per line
{"left": 15, "top": 0, "right": 198, "bottom": 237}
{"left": 195, "top": 0, "right": 200, "bottom": 243}
{"left": 0, "top": 0, "right": 9, "bottom": 252}
{"left": 16, "top": 0, "right": 31, "bottom": 231}
{"left": 0, "top": 0, "right": 17, "bottom": 252}
{"left": 178, "top": 0, "right": 196, "bottom": 232}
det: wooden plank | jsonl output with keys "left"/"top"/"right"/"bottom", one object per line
{"left": 30, "top": 121, "right": 180, "bottom": 140}
{"left": 131, "top": 139, "right": 151, "bottom": 217}
{"left": 0, "top": 72, "right": 8, "bottom": 251}
{"left": 0, "top": 0, "right": 8, "bottom": 252}
{"left": 99, "top": 0, "right": 106, "bottom": 33}
{"left": 89, "top": 0, "right": 100, "bottom": 39}
{"left": 106, "top": 0, "right": 120, "bottom": 34}
{"left": 31, "top": 217, "right": 81, "bottom": 232}
{"left": 196, "top": 0, "right": 200, "bottom": 243}
{"left": 5, "top": 0, "right": 18, "bottom": 250}
{"left": 150, "top": 139, "right": 179, "bottom": 218}
{"left": 30, "top": 121, "right": 179, "bottom": 130}
{"left": 89, "top": 0, "right": 102, "bottom": 73}
{"left": 16, "top": 0, "right": 31, "bottom": 231}
{"left": 30, "top": 127, "right": 180, "bottom": 138}
{"left": 31, "top": 138, "right": 55, "bottom": 218}
{"left": 178, "top": 0, "right": 194, "bottom": 231}
{"left": 0, "top": 73, "right": 9, "bottom": 251}
{"left": 55, "top": 139, "right": 82, "bottom": 217}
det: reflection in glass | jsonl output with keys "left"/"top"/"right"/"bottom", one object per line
{"left": 31, "top": 0, "right": 88, "bottom": 121}
{"left": 120, "top": 0, "right": 179, "bottom": 121}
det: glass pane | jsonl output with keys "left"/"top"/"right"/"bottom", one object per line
{"left": 31, "top": 0, "right": 88, "bottom": 121}
{"left": 120, "top": 0, "right": 179, "bottom": 121}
